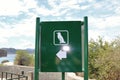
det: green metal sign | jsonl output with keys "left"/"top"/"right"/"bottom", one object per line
{"left": 35, "top": 17, "right": 88, "bottom": 80}
{"left": 40, "top": 21, "right": 82, "bottom": 72}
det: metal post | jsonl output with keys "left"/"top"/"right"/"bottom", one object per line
{"left": 84, "top": 16, "right": 88, "bottom": 80}
{"left": 18, "top": 75, "right": 20, "bottom": 80}
{"left": 34, "top": 17, "right": 40, "bottom": 80}
{"left": 6, "top": 72, "right": 7, "bottom": 80}
{"left": 62, "top": 72, "right": 65, "bottom": 80}
{"left": 11, "top": 74, "right": 13, "bottom": 79}
{"left": 26, "top": 76, "right": 28, "bottom": 80}
{"left": 1, "top": 72, "right": 3, "bottom": 80}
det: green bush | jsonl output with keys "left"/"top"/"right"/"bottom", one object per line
{"left": 1, "top": 60, "right": 9, "bottom": 64}
{"left": 14, "top": 50, "right": 34, "bottom": 66}
{"left": 89, "top": 36, "right": 120, "bottom": 80}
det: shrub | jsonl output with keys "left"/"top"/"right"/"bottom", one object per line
{"left": 1, "top": 60, "right": 9, "bottom": 64}
{"left": 89, "top": 36, "right": 120, "bottom": 80}
{"left": 14, "top": 50, "right": 34, "bottom": 66}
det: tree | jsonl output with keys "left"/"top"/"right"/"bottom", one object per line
{"left": 0, "top": 49, "right": 7, "bottom": 57}
{"left": 89, "top": 36, "right": 120, "bottom": 80}
{"left": 14, "top": 50, "right": 34, "bottom": 66}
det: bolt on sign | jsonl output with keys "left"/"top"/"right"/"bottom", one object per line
{"left": 40, "top": 21, "right": 83, "bottom": 72}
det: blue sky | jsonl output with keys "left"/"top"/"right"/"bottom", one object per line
{"left": 0, "top": 0, "right": 120, "bottom": 49}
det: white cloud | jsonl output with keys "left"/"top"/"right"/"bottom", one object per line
{"left": 0, "top": 27, "right": 9, "bottom": 47}
{"left": 87, "top": 0, "right": 120, "bottom": 14}
{"left": 0, "top": 0, "right": 120, "bottom": 49}
{"left": 80, "top": 5, "right": 89, "bottom": 10}
{"left": 22, "top": 0, "right": 37, "bottom": 8}
{"left": 12, "top": 20, "right": 35, "bottom": 37}
{"left": 0, "top": 17, "right": 35, "bottom": 49}
{"left": 47, "top": 0, "right": 58, "bottom": 8}
{"left": 0, "top": 0, "right": 23, "bottom": 16}
{"left": 0, "top": 37, "right": 8, "bottom": 43}
{"left": 88, "top": 29, "right": 114, "bottom": 42}
{"left": 64, "top": 16, "right": 82, "bottom": 21}
{"left": 89, "top": 16, "right": 120, "bottom": 29}
{"left": 2, "top": 17, "right": 35, "bottom": 36}
{"left": 92, "top": 2, "right": 104, "bottom": 9}
{"left": 88, "top": 15, "right": 120, "bottom": 41}
{"left": 21, "top": 0, "right": 38, "bottom": 13}
{"left": 15, "top": 40, "right": 34, "bottom": 49}
{"left": 88, "top": 0, "right": 94, "bottom": 2}
{"left": 37, "top": 5, "right": 69, "bottom": 17}
{"left": 89, "top": 30, "right": 103, "bottom": 40}
{"left": 60, "top": 0, "right": 80, "bottom": 9}
{"left": 0, "top": 0, "right": 38, "bottom": 16}
{"left": 0, "top": 26, "right": 12, "bottom": 38}
{"left": 0, "top": 23, "right": 35, "bottom": 49}
{"left": 37, "top": 7, "right": 52, "bottom": 16}
{"left": 48, "top": 0, "right": 80, "bottom": 9}
{"left": 115, "top": 7, "right": 120, "bottom": 14}
{"left": 37, "top": 0, "right": 95, "bottom": 17}
{"left": 40, "top": 0, "right": 88, "bottom": 17}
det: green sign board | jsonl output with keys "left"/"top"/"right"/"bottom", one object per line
{"left": 35, "top": 17, "right": 88, "bottom": 80}
{"left": 40, "top": 21, "right": 82, "bottom": 72}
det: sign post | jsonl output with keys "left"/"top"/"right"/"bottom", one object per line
{"left": 34, "top": 17, "right": 88, "bottom": 80}
{"left": 62, "top": 72, "right": 65, "bottom": 80}
{"left": 35, "top": 18, "right": 40, "bottom": 80}
{"left": 84, "top": 17, "right": 88, "bottom": 80}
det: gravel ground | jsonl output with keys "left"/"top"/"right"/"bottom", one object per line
{"left": 0, "top": 65, "right": 95, "bottom": 80}
{"left": 38, "top": 72, "right": 93, "bottom": 80}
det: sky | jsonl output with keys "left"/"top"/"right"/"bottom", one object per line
{"left": 0, "top": 0, "right": 120, "bottom": 49}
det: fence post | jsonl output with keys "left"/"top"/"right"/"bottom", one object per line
{"left": 6, "top": 72, "right": 7, "bottom": 80}
{"left": 26, "top": 76, "right": 28, "bottom": 80}
{"left": 1, "top": 72, "right": 3, "bottom": 80}
{"left": 10, "top": 73, "right": 13, "bottom": 79}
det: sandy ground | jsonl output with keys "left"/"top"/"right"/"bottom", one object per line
{"left": 2, "top": 62, "right": 14, "bottom": 66}
{"left": 0, "top": 78, "right": 6, "bottom": 80}
{"left": 67, "top": 73, "right": 95, "bottom": 80}
{"left": 67, "top": 73, "right": 84, "bottom": 80}
{"left": 1, "top": 62, "right": 95, "bottom": 80}
{"left": 0, "top": 73, "right": 95, "bottom": 80}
